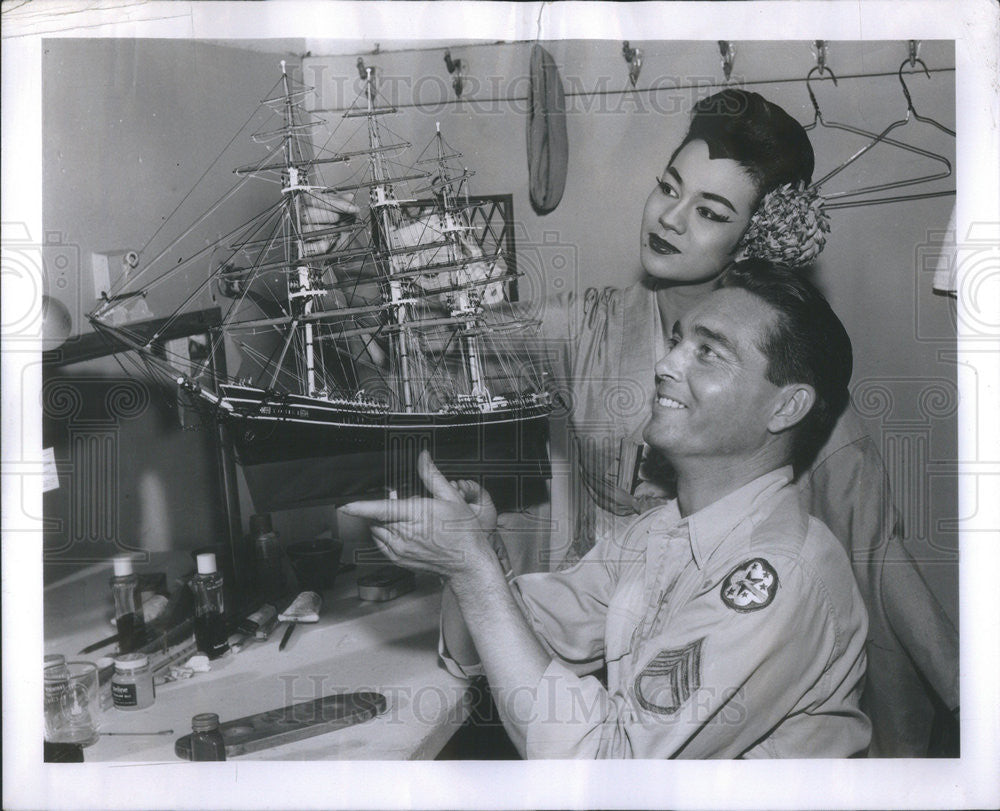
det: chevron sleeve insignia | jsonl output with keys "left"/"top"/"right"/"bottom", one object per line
{"left": 633, "top": 637, "right": 704, "bottom": 715}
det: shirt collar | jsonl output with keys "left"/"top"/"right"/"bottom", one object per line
{"left": 684, "top": 466, "right": 794, "bottom": 569}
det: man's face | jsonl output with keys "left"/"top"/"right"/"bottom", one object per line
{"left": 643, "top": 288, "right": 787, "bottom": 462}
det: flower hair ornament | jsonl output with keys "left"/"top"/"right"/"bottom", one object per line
{"left": 737, "top": 182, "right": 831, "bottom": 268}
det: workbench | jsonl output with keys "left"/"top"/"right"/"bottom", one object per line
{"left": 43, "top": 552, "right": 473, "bottom": 761}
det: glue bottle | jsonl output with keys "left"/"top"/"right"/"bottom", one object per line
{"left": 189, "top": 553, "right": 230, "bottom": 659}
{"left": 110, "top": 555, "right": 146, "bottom": 653}
{"left": 249, "top": 513, "right": 286, "bottom": 605}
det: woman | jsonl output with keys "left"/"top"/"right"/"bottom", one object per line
{"left": 563, "top": 88, "right": 829, "bottom": 564}
{"left": 448, "top": 88, "right": 957, "bottom": 757}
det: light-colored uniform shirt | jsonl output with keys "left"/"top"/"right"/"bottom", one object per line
{"left": 475, "top": 468, "right": 870, "bottom": 758}
{"left": 504, "top": 282, "right": 957, "bottom": 756}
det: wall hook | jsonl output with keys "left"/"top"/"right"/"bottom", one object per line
{"left": 718, "top": 41, "right": 736, "bottom": 84}
{"left": 907, "top": 39, "right": 920, "bottom": 68}
{"left": 813, "top": 40, "right": 828, "bottom": 74}
{"left": 622, "top": 41, "right": 642, "bottom": 87}
{"left": 444, "top": 50, "right": 464, "bottom": 98}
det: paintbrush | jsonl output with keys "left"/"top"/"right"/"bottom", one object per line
{"left": 79, "top": 579, "right": 195, "bottom": 655}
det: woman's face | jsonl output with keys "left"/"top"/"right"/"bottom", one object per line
{"left": 640, "top": 139, "right": 758, "bottom": 285}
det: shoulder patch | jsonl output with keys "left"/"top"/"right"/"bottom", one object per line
{"left": 720, "top": 558, "right": 778, "bottom": 612}
{"left": 633, "top": 638, "right": 703, "bottom": 715}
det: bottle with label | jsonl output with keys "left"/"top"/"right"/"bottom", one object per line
{"left": 111, "top": 653, "right": 155, "bottom": 711}
{"left": 189, "top": 553, "right": 230, "bottom": 659}
{"left": 110, "top": 555, "right": 146, "bottom": 654}
{"left": 189, "top": 712, "right": 227, "bottom": 761}
{"left": 249, "top": 513, "right": 286, "bottom": 605}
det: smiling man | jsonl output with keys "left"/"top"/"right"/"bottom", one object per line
{"left": 342, "top": 259, "right": 870, "bottom": 759}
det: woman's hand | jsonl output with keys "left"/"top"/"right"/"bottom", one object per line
{"left": 340, "top": 452, "right": 496, "bottom": 579}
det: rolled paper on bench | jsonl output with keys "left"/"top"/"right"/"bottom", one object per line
{"left": 278, "top": 592, "right": 321, "bottom": 623}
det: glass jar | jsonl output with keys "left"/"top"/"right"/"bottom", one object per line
{"left": 190, "top": 712, "right": 227, "bottom": 761}
{"left": 111, "top": 653, "right": 155, "bottom": 711}
{"left": 44, "top": 654, "right": 70, "bottom": 742}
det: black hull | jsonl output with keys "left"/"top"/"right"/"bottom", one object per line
{"left": 218, "top": 385, "right": 551, "bottom": 512}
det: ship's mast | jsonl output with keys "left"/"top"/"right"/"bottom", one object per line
{"left": 279, "top": 60, "right": 321, "bottom": 396}
{"left": 90, "top": 61, "right": 549, "bottom": 426}
{"left": 364, "top": 67, "right": 415, "bottom": 412}
{"left": 434, "top": 123, "right": 488, "bottom": 401}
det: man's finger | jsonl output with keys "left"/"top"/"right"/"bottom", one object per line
{"left": 417, "top": 450, "right": 464, "bottom": 503}
{"left": 340, "top": 498, "right": 426, "bottom": 523}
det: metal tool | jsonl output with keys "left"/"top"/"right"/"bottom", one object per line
{"left": 102, "top": 730, "right": 174, "bottom": 736}
{"left": 278, "top": 623, "right": 297, "bottom": 651}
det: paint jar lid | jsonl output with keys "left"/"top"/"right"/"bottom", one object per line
{"left": 112, "top": 555, "right": 134, "bottom": 577}
{"left": 44, "top": 654, "right": 69, "bottom": 678}
{"left": 192, "top": 712, "right": 221, "bottom": 732}
{"left": 196, "top": 553, "right": 218, "bottom": 575}
{"left": 114, "top": 653, "right": 149, "bottom": 670}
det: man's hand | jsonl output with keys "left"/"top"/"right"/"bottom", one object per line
{"left": 340, "top": 452, "right": 496, "bottom": 579}
{"left": 346, "top": 453, "right": 550, "bottom": 757}
{"left": 449, "top": 478, "right": 498, "bottom": 534}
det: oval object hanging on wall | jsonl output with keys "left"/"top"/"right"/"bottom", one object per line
{"left": 526, "top": 44, "right": 569, "bottom": 215}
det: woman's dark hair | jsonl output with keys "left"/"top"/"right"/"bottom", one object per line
{"left": 718, "top": 258, "right": 852, "bottom": 471}
{"left": 673, "top": 89, "right": 815, "bottom": 200}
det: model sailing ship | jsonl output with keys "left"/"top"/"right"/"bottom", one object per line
{"left": 89, "top": 61, "right": 551, "bottom": 500}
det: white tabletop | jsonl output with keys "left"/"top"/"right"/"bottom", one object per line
{"left": 44, "top": 554, "right": 472, "bottom": 761}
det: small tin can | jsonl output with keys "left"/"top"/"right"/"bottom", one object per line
{"left": 357, "top": 565, "right": 415, "bottom": 602}
{"left": 111, "top": 653, "right": 155, "bottom": 711}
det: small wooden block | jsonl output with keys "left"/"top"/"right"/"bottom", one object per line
{"left": 174, "top": 691, "right": 387, "bottom": 758}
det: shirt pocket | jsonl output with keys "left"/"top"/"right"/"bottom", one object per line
{"left": 604, "top": 590, "right": 644, "bottom": 666}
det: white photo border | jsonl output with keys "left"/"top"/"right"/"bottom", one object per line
{"left": 3, "top": 2, "right": 997, "bottom": 809}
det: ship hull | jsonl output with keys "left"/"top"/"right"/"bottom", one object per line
{"left": 218, "top": 384, "right": 551, "bottom": 511}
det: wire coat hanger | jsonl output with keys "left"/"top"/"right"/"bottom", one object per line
{"left": 807, "top": 73, "right": 952, "bottom": 200}
{"left": 809, "top": 43, "right": 954, "bottom": 208}
{"left": 896, "top": 55, "right": 956, "bottom": 137}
